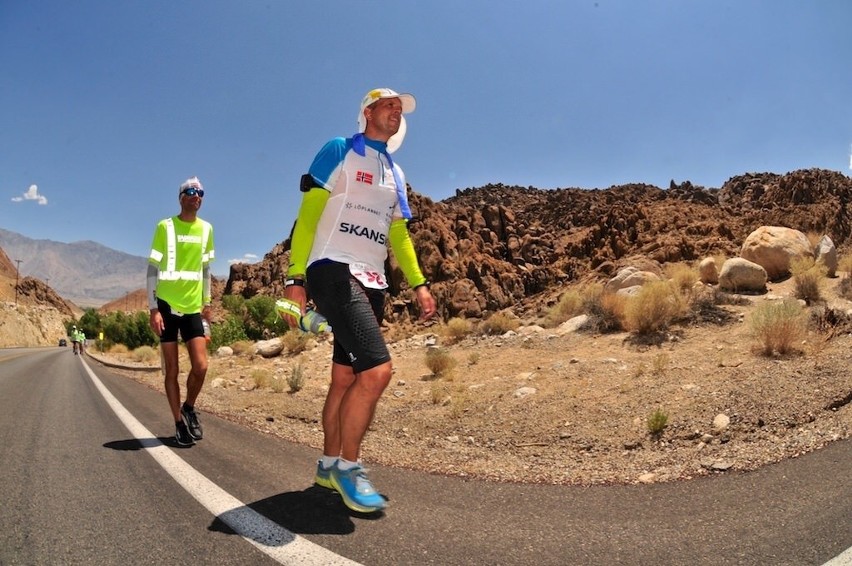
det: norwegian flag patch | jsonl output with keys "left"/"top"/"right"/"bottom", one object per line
{"left": 356, "top": 171, "right": 373, "bottom": 184}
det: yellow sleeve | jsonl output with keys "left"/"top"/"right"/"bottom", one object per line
{"left": 388, "top": 219, "right": 428, "bottom": 288}
{"left": 287, "top": 188, "right": 330, "bottom": 278}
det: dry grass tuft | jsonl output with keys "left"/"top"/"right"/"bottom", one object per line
{"left": 425, "top": 347, "right": 456, "bottom": 378}
{"left": 790, "top": 256, "right": 826, "bottom": 305}
{"left": 749, "top": 299, "right": 807, "bottom": 356}
{"left": 622, "top": 281, "right": 687, "bottom": 335}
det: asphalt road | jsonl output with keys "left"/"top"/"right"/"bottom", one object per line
{"left": 1, "top": 347, "right": 850, "bottom": 565}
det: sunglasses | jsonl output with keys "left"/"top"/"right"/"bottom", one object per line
{"left": 181, "top": 188, "right": 204, "bottom": 198}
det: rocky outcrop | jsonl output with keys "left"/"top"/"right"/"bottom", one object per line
{"left": 225, "top": 168, "right": 852, "bottom": 321}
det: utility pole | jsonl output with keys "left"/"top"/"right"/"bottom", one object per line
{"left": 14, "top": 259, "right": 21, "bottom": 306}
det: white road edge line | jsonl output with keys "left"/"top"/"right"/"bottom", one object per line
{"left": 823, "top": 546, "right": 852, "bottom": 566}
{"left": 82, "top": 357, "right": 360, "bottom": 566}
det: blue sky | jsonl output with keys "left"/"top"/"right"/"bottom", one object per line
{"left": 2, "top": 1, "right": 851, "bottom": 278}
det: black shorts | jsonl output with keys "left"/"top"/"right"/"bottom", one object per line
{"left": 307, "top": 261, "right": 390, "bottom": 373}
{"left": 157, "top": 299, "right": 205, "bottom": 344}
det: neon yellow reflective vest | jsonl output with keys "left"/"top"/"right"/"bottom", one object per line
{"left": 148, "top": 216, "right": 214, "bottom": 314}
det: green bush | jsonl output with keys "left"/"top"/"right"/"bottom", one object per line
{"left": 210, "top": 315, "right": 249, "bottom": 349}
{"left": 221, "top": 294, "right": 245, "bottom": 314}
{"left": 647, "top": 408, "right": 669, "bottom": 435}
{"left": 244, "top": 295, "right": 287, "bottom": 340}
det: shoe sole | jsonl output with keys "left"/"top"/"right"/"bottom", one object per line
{"left": 315, "top": 475, "right": 335, "bottom": 490}
{"left": 175, "top": 435, "right": 195, "bottom": 446}
{"left": 330, "top": 475, "right": 385, "bottom": 513}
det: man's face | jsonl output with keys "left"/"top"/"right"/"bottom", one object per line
{"left": 179, "top": 187, "right": 204, "bottom": 212}
{"left": 365, "top": 97, "right": 403, "bottom": 139}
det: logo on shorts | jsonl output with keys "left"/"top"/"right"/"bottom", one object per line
{"left": 356, "top": 171, "right": 373, "bottom": 184}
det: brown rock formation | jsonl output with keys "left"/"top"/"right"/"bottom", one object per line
{"left": 224, "top": 168, "right": 852, "bottom": 321}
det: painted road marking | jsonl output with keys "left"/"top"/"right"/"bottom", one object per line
{"left": 81, "top": 357, "right": 359, "bottom": 566}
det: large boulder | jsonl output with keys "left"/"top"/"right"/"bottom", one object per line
{"left": 740, "top": 226, "right": 812, "bottom": 281}
{"left": 718, "top": 258, "right": 767, "bottom": 293}
{"left": 815, "top": 235, "right": 837, "bottom": 277}
{"left": 698, "top": 257, "right": 719, "bottom": 284}
{"left": 604, "top": 267, "right": 661, "bottom": 294}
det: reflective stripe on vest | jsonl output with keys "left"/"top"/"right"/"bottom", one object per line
{"left": 161, "top": 218, "right": 210, "bottom": 281}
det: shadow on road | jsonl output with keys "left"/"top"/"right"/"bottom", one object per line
{"left": 103, "top": 437, "right": 191, "bottom": 450}
{"left": 209, "top": 486, "right": 384, "bottom": 537}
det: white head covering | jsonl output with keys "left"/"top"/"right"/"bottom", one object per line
{"left": 179, "top": 176, "right": 203, "bottom": 195}
{"left": 357, "top": 88, "right": 416, "bottom": 153}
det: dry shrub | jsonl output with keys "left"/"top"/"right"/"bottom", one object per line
{"left": 804, "top": 230, "right": 822, "bottom": 248}
{"left": 581, "top": 284, "right": 625, "bottom": 333}
{"left": 131, "top": 345, "right": 159, "bottom": 364}
{"left": 429, "top": 382, "right": 451, "bottom": 405}
{"left": 665, "top": 263, "right": 698, "bottom": 294}
{"left": 109, "top": 343, "right": 129, "bottom": 355}
{"left": 251, "top": 368, "right": 273, "bottom": 389}
{"left": 444, "top": 317, "right": 474, "bottom": 342}
{"left": 790, "top": 256, "right": 825, "bottom": 305}
{"left": 836, "top": 255, "right": 852, "bottom": 301}
{"left": 544, "top": 287, "right": 584, "bottom": 327}
{"left": 281, "top": 330, "right": 310, "bottom": 355}
{"left": 838, "top": 254, "right": 852, "bottom": 276}
{"left": 622, "top": 281, "right": 687, "bottom": 335}
{"left": 749, "top": 299, "right": 807, "bottom": 356}
{"left": 652, "top": 353, "right": 669, "bottom": 376}
{"left": 287, "top": 363, "right": 305, "bottom": 393}
{"left": 425, "top": 347, "right": 456, "bottom": 378}
{"left": 479, "top": 310, "right": 520, "bottom": 335}
{"left": 230, "top": 340, "right": 255, "bottom": 356}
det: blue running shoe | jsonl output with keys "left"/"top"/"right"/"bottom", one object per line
{"left": 315, "top": 459, "right": 335, "bottom": 490}
{"left": 330, "top": 465, "right": 386, "bottom": 513}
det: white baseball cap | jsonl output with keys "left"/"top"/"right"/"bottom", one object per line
{"left": 357, "top": 88, "right": 416, "bottom": 154}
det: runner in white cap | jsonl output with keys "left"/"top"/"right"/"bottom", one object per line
{"left": 280, "top": 88, "right": 436, "bottom": 513}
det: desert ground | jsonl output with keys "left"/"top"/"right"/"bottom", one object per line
{"left": 94, "top": 275, "right": 852, "bottom": 487}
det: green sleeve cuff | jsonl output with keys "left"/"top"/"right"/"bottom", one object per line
{"left": 388, "top": 219, "right": 427, "bottom": 288}
{"left": 288, "top": 187, "right": 330, "bottom": 278}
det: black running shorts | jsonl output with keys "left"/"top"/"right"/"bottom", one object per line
{"left": 157, "top": 298, "right": 205, "bottom": 344}
{"left": 307, "top": 261, "right": 390, "bottom": 373}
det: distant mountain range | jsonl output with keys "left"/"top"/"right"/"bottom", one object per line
{"left": 0, "top": 228, "right": 148, "bottom": 308}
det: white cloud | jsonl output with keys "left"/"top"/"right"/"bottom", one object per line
{"left": 228, "top": 253, "right": 260, "bottom": 266}
{"left": 11, "top": 184, "right": 48, "bottom": 205}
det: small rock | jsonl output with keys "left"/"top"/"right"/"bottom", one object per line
{"left": 713, "top": 413, "right": 731, "bottom": 430}
{"left": 514, "top": 387, "right": 537, "bottom": 398}
{"left": 638, "top": 473, "right": 656, "bottom": 483}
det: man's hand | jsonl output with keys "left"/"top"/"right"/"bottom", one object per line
{"left": 415, "top": 286, "right": 437, "bottom": 321}
{"left": 149, "top": 309, "right": 164, "bottom": 337}
{"left": 279, "top": 285, "right": 307, "bottom": 329}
